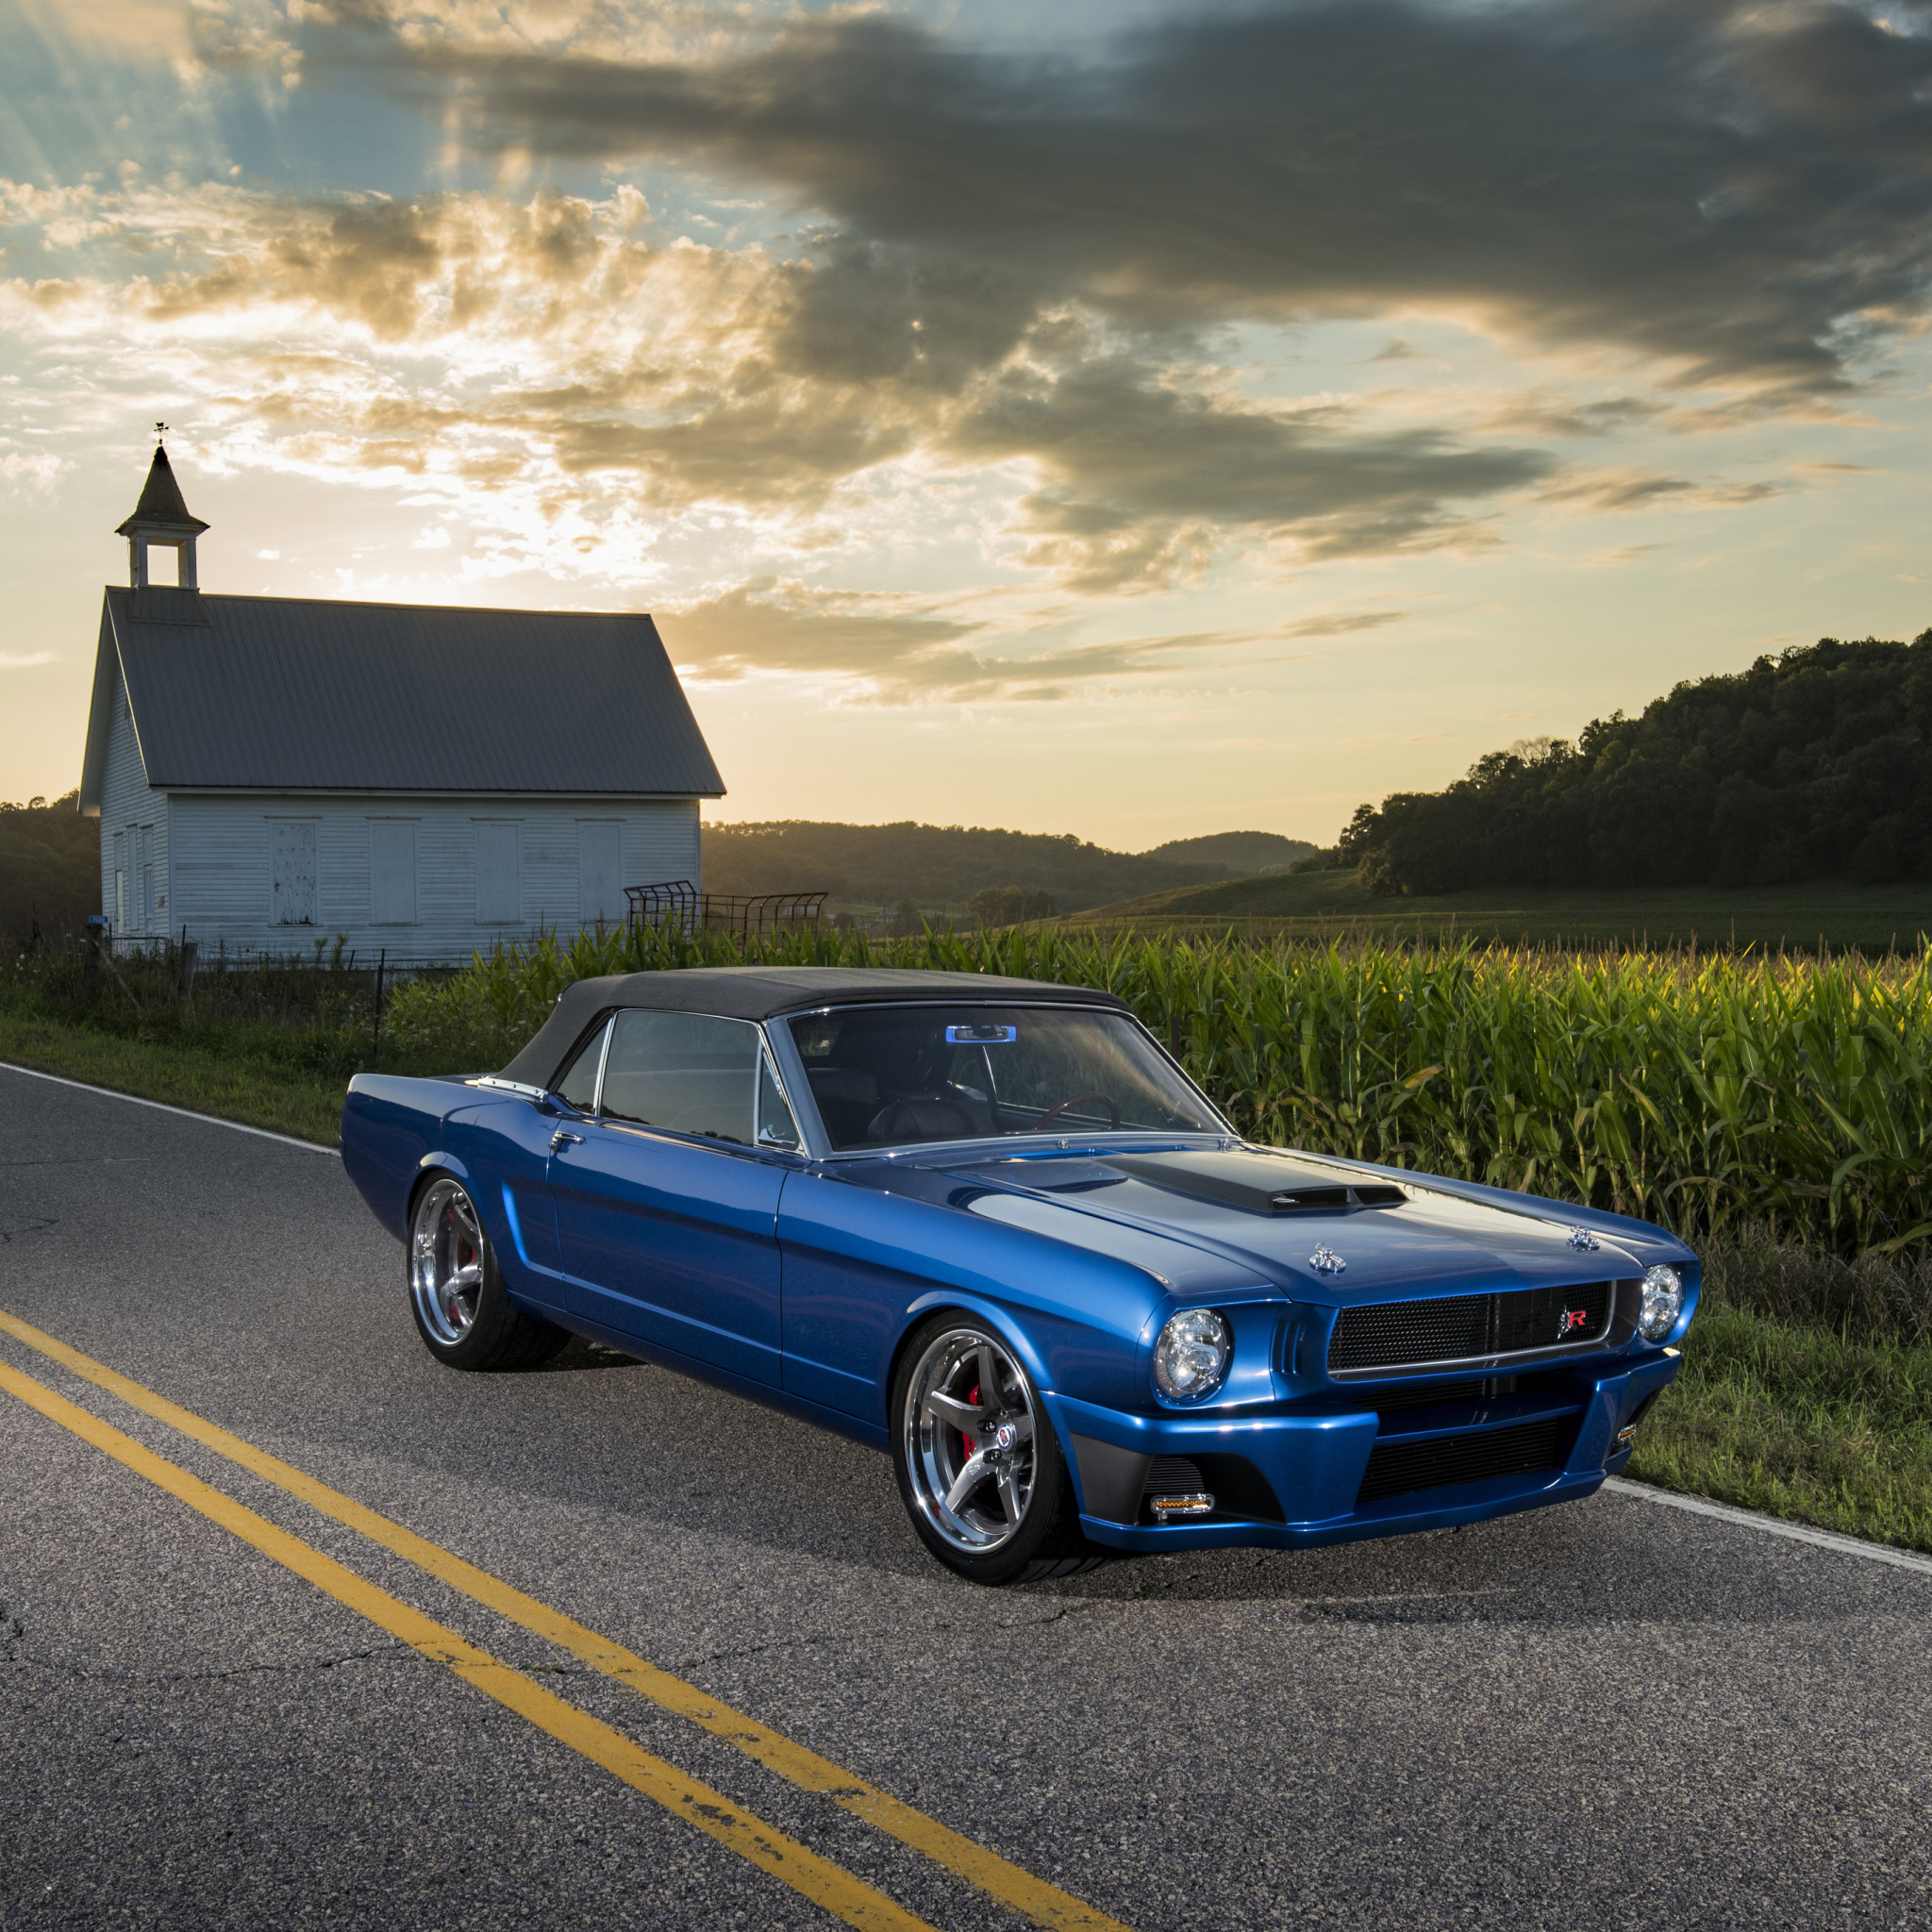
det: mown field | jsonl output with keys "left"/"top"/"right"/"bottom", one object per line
{"left": 8, "top": 922, "right": 1932, "bottom": 1551}
{"left": 1075, "top": 868, "right": 1932, "bottom": 954}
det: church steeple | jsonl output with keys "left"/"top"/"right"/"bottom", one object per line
{"left": 116, "top": 426, "right": 208, "bottom": 590}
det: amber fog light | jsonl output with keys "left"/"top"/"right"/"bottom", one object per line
{"left": 1154, "top": 1309, "right": 1232, "bottom": 1402}
{"left": 1640, "top": 1265, "right": 1684, "bottom": 1341}
{"left": 1150, "top": 1491, "right": 1215, "bottom": 1523}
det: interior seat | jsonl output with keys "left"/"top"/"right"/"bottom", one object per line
{"left": 866, "top": 1091, "right": 992, "bottom": 1144}
{"left": 807, "top": 1065, "right": 879, "bottom": 1146}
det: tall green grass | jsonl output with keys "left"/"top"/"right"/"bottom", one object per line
{"left": 1629, "top": 1235, "right": 1932, "bottom": 1548}
{"left": 387, "top": 922, "right": 1932, "bottom": 1255}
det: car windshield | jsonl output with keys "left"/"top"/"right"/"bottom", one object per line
{"left": 788, "top": 1004, "right": 1225, "bottom": 1150}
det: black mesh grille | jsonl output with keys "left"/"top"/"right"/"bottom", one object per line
{"left": 1371, "top": 1376, "right": 1516, "bottom": 1415}
{"left": 1356, "top": 1416, "right": 1568, "bottom": 1505}
{"left": 1144, "top": 1457, "right": 1205, "bottom": 1496}
{"left": 1328, "top": 1282, "right": 1615, "bottom": 1373}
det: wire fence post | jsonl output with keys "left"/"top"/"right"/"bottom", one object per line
{"left": 174, "top": 930, "right": 199, "bottom": 1017}
{"left": 372, "top": 948, "right": 386, "bottom": 1067}
{"left": 83, "top": 916, "right": 105, "bottom": 1003}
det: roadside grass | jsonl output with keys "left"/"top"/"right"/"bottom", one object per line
{"left": 1623, "top": 1232, "right": 1932, "bottom": 1552}
{"left": 0, "top": 1008, "right": 346, "bottom": 1146}
{"left": 1628, "top": 1307, "right": 1932, "bottom": 1552}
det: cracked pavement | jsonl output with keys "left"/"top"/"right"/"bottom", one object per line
{"left": 2, "top": 1066, "right": 1931, "bottom": 1930}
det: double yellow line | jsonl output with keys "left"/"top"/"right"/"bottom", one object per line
{"left": 0, "top": 1309, "right": 1129, "bottom": 1932}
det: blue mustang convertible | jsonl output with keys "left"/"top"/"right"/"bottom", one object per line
{"left": 341, "top": 967, "right": 1696, "bottom": 1585}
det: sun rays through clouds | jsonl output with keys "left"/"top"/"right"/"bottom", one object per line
{"left": 4, "top": 0, "right": 1931, "bottom": 830}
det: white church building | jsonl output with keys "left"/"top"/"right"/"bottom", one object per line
{"left": 79, "top": 444, "right": 724, "bottom": 960}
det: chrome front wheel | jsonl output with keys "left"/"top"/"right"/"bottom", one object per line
{"left": 902, "top": 1325, "right": 1041, "bottom": 1557}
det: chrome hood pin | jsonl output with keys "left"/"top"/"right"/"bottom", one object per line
{"left": 1308, "top": 1245, "right": 1346, "bottom": 1275}
{"left": 1567, "top": 1226, "right": 1602, "bottom": 1252}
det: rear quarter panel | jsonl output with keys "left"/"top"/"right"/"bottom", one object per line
{"left": 341, "top": 1074, "right": 468, "bottom": 1241}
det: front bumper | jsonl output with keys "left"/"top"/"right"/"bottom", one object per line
{"left": 1051, "top": 1347, "right": 1681, "bottom": 1553}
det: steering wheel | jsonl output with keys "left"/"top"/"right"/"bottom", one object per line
{"left": 1034, "top": 1091, "right": 1122, "bottom": 1131}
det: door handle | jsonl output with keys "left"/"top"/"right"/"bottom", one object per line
{"left": 549, "top": 1129, "right": 585, "bottom": 1151}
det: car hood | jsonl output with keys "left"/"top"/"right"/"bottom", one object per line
{"left": 939, "top": 1144, "right": 1675, "bottom": 1304}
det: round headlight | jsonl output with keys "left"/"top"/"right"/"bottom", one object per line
{"left": 1154, "top": 1308, "right": 1232, "bottom": 1403}
{"left": 1640, "top": 1264, "right": 1684, "bottom": 1341}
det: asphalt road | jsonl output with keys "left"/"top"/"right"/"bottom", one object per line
{"left": 2, "top": 1065, "right": 1929, "bottom": 1932}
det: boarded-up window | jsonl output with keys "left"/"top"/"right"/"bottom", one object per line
{"left": 111, "top": 830, "right": 125, "bottom": 929}
{"left": 370, "top": 821, "right": 418, "bottom": 924}
{"left": 475, "top": 821, "right": 522, "bottom": 924}
{"left": 270, "top": 820, "right": 318, "bottom": 926}
{"left": 578, "top": 821, "right": 624, "bottom": 926}
{"left": 139, "top": 824, "right": 155, "bottom": 931}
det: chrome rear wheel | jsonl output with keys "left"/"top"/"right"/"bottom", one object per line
{"left": 404, "top": 1172, "right": 570, "bottom": 1372}
{"left": 410, "top": 1177, "right": 489, "bottom": 1346}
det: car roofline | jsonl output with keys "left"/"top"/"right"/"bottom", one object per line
{"left": 769, "top": 994, "right": 1137, "bottom": 1023}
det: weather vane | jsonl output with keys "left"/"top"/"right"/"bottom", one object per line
{"left": 155, "top": 421, "right": 167, "bottom": 445}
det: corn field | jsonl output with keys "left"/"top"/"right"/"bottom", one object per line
{"left": 384, "top": 922, "right": 1932, "bottom": 1255}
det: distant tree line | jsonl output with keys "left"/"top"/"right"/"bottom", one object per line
{"left": 967, "top": 886, "right": 1057, "bottom": 927}
{"left": 1340, "top": 636, "right": 1932, "bottom": 894}
{"left": 0, "top": 791, "right": 97, "bottom": 945}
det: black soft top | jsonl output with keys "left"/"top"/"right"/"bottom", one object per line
{"left": 498, "top": 967, "right": 1132, "bottom": 1089}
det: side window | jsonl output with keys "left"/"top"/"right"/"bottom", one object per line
{"left": 553, "top": 1019, "right": 608, "bottom": 1112}
{"left": 599, "top": 1009, "right": 760, "bottom": 1145}
{"left": 758, "top": 1054, "right": 801, "bottom": 1148}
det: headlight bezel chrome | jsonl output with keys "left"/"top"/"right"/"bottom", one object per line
{"left": 1153, "top": 1307, "right": 1234, "bottom": 1405}
{"left": 1639, "top": 1264, "right": 1684, "bottom": 1342}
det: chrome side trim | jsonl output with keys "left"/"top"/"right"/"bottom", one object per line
{"left": 591, "top": 1017, "right": 614, "bottom": 1113}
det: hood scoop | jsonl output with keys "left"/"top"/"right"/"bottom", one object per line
{"left": 1099, "top": 1150, "right": 1407, "bottom": 1217}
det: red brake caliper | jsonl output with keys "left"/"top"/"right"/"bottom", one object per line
{"left": 961, "top": 1381, "right": 980, "bottom": 1464}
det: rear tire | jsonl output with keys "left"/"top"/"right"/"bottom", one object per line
{"left": 408, "top": 1174, "right": 570, "bottom": 1372}
{"left": 891, "top": 1312, "right": 1102, "bottom": 1586}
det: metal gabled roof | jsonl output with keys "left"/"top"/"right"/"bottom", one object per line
{"left": 81, "top": 589, "right": 725, "bottom": 808}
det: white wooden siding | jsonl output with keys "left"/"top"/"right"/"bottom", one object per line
{"left": 367, "top": 820, "right": 418, "bottom": 924}
{"left": 577, "top": 820, "right": 625, "bottom": 924}
{"left": 96, "top": 663, "right": 171, "bottom": 943}
{"left": 475, "top": 821, "right": 521, "bottom": 923}
{"left": 165, "top": 793, "right": 698, "bottom": 961}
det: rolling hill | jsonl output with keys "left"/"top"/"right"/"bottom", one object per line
{"left": 700, "top": 820, "right": 1315, "bottom": 914}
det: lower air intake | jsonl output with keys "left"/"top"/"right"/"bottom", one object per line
{"left": 1356, "top": 1416, "right": 1568, "bottom": 1506}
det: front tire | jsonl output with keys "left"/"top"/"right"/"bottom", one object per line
{"left": 408, "top": 1174, "right": 569, "bottom": 1371}
{"left": 891, "top": 1313, "right": 1100, "bottom": 1586}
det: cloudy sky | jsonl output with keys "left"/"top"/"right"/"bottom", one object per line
{"left": 4, "top": 0, "right": 1930, "bottom": 846}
